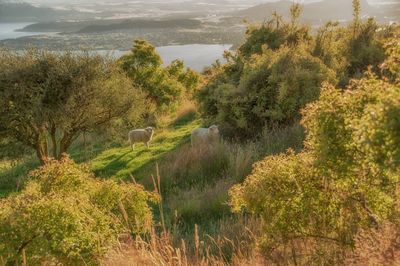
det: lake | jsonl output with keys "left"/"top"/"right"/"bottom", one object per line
{"left": 0, "top": 23, "right": 49, "bottom": 41}
{"left": 0, "top": 23, "right": 231, "bottom": 71}
{"left": 97, "top": 44, "right": 231, "bottom": 71}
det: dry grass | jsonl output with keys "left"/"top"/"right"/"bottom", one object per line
{"left": 344, "top": 222, "right": 400, "bottom": 266}
{"left": 102, "top": 221, "right": 400, "bottom": 266}
{"left": 102, "top": 218, "right": 266, "bottom": 266}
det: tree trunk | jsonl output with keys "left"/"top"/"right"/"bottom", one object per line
{"left": 59, "top": 132, "right": 75, "bottom": 159}
{"left": 36, "top": 140, "right": 49, "bottom": 165}
{"left": 50, "top": 126, "right": 58, "bottom": 159}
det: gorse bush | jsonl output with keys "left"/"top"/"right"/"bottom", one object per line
{"left": 381, "top": 25, "right": 400, "bottom": 84}
{"left": 0, "top": 156, "right": 157, "bottom": 264}
{"left": 197, "top": 3, "right": 391, "bottom": 139}
{"left": 230, "top": 74, "right": 400, "bottom": 264}
{"left": 199, "top": 44, "right": 334, "bottom": 139}
{"left": 303, "top": 77, "right": 400, "bottom": 180}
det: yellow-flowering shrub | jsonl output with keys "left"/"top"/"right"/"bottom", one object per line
{"left": 230, "top": 76, "right": 400, "bottom": 262}
{"left": 0, "top": 156, "right": 157, "bottom": 264}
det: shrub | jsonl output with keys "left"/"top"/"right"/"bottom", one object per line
{"left": 0, "top": 156, "right": 157, "bottom": 264}
{"left": 381, "top": 25, "right": 400, "bottom": 84}
{"left": 303, "top": 77, "right": 400, "bottom": 184}
{"left": 120, "top": 40, "right": 200, "bottom": 114}
{"left": 199, "top": 45, "right": 335, "bottom": 139}
{"left": 230, "top": 76, "right": 400, "bottom": 263}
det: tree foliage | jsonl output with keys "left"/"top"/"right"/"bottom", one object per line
{"left": 0, "top": 49, "right": 147, "bottom": 164}
{"left": 199, "top": 43, "right": 334, "bottom": 139}
{"left": 0, "top": 156, "right": 157, "bottom": 264}
{"left": 197, "top": 4, "right": 390, "bottom": 139}
{"left": 120, "top": 40, "right": 200, "bottom": 113}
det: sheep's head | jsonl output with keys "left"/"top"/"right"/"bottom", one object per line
{"left": 145, "top": 127, "right": 154, "bottom": 136}
{"left": 208, "top": 125, "right": 220, "bottom": 137}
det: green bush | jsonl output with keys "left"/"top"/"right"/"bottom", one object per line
{"left": 0, "top": 156, "right": 157, "bottom": 264}
{"left": 230, "top": 76, "right": 400, "bottom": 262}
{"left": 381, "top": 26, "right": 400, "bottom": 84}
{"left": 199, "top": 45, "right": 334, "bottom": 139}
{"left": 120, "top": 40, "right": 200, "bottom": 113}
{"left": 303, "top": 77, "right": 400, "bottom": 181}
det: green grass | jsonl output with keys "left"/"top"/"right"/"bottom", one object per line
{"left": 89, "top": 117, "right": 201, "bottom": 181}
{"left": 0, "top": 113, "right": 201, "bottom": 196}
{"left": 0, "top": 158, "right": 39, "bottom": 198}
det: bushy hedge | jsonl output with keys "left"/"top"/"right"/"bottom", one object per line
{"left": 0, "top": 157, "right": 157, "bottom": 264}
{"left": 230, "top": 75, "right": 400, "bottom": 262}
{"left": 199, "top": 45, "right": 334, "bottom": 139}
{"left": 197, "top": 7, "right": 390, "bottom": 140}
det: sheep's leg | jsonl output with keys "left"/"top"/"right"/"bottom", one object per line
{"left": 146, "top": 142, "right": 150, "bottom": 149}
{"left": 131, "top": 143, "right": 135, "bottom": 151}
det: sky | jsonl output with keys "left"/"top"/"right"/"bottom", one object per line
{"left": 22, "top": 0, "right": 394, "bottom": 4}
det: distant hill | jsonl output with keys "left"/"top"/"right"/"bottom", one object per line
{"left": 0, "top": 1, "right": 86, "bottom": 22}
{"left": 234, "top": 0, "right": 398, "bottom": 25}
{"left": 77, "top": 19, "right": 202, "bottom": 33}
{"left": 19, "top": 18, "right": 203, "bottom": 33}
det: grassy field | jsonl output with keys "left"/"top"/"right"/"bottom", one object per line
{"left": 0, "top": 111, "right": 202, "bottom": 196}
{"left": 89, "top": 117, "right": 201, "bottom": 181}
{"left": 0, "top": 110, "right": 306, "bottom": 264}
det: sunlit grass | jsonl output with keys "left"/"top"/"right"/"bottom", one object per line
{"left": 89, "top": 117, "right": 201, "bottom": 181}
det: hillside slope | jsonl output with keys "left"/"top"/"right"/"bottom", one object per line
{"left": 233, "top": 0, "right": 397, "bottom": 25}
{"left": 89, "top": 117, "right": 200, "bottom": 181}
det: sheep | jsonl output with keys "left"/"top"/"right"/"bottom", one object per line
{"left": 191, "top": 125, "right": 220, "bottom": 147}
{"left": 128, "top": 127, "right": 155, "bottom": 150}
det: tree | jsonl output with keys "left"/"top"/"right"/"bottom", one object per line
{"left": 166, "top": 59, "right": 201, "bottom": 95}
{"left": 0, "top": 49, "right": 145, "bottom": 164}
{"left": 120, "top": 40, "right": 200, "bottom": 112}
{"left": 347, "top": 18, "right": 385, "bottom": 78}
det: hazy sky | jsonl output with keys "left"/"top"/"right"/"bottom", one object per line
{"left": 25, "top": 0, "right": 400, "bottom": 6}
{"left": 23, "top": 0, "right": 391, "bottom": 4}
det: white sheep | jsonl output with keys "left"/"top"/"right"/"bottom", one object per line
{"left": 191, "top": 125, "right": 220, "bottom": 147}
{"left": 128, "top": 127, "right": 155, "bottom": 150}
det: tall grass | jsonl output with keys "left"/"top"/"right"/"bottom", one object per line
{"left": 102, "top": 218, "right": 266, "bottom": 266}
{"left": 0, "top": 113, "right": 306, "bottom": 264}
{"left": 0, "top": 157, "right": 39, "bottom": 197}
{"left": 106, "top": 123, "right": 306, "bottom": 265}
{"left": 102, "top": 168, "right": 265, "bottom": 266}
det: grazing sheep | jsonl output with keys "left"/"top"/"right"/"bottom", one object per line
{"left": 129, "top": 127, "right": 155, "bottom": 150}
{"left": 191, "top": 125, "right": 220, "bottom": 147}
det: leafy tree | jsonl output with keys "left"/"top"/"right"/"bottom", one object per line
{"left": 0, "top": 156, "right": 157, "bottom": 264}
{"left": 352, "top": 0, "right": 361, "bottom": 36}
{"left": 0, "top": 49, "right": 146, "bottom": 164}
{"left": 120, "top": 40, "right": 200, "bottom": 112}
{"left": 166, "top": 59, "right": 201, "bottom": 95}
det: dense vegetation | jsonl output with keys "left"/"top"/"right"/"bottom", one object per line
{"left": 0, "top": 157, "right": 156, "bottom": 264}
{"left": 0, "top": 50, "right": 147, "bottom": 164}
{"left": 198, "top": 2, "right": 387, "bottom": 139}
{"left": 120, "top": 40, "right": 200, "bottom": 115}
{"left": 0, "top": 1, "right": 399, "bottom": 265}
